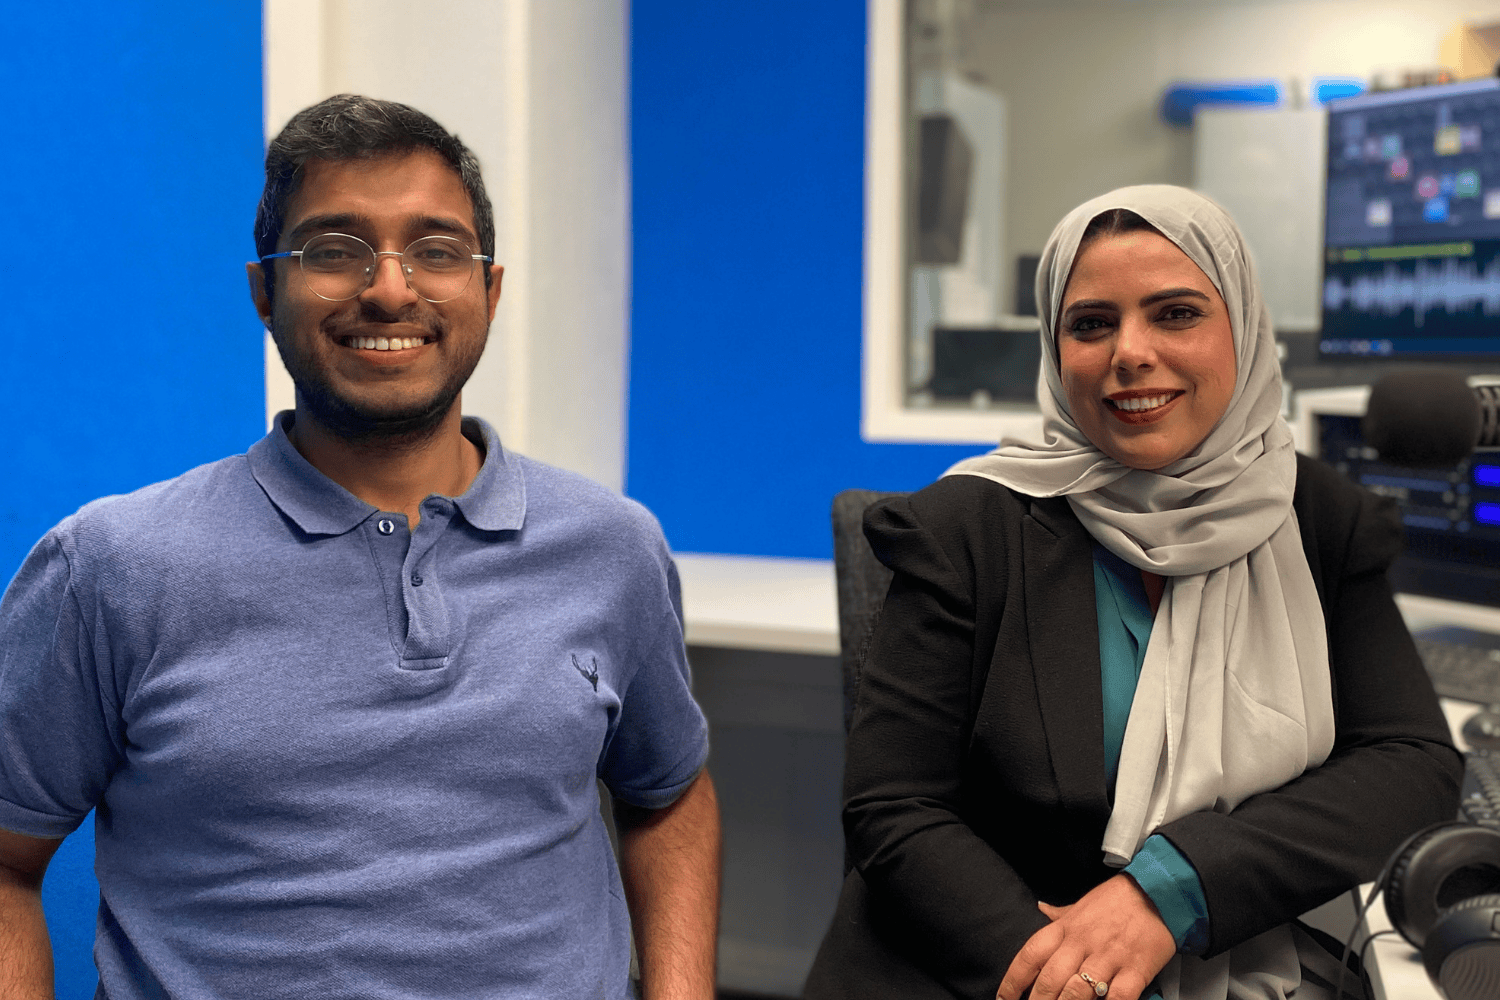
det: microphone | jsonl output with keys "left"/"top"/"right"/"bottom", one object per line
{"left": 1362, "top": 372, "right": 1500, "bottom": 467}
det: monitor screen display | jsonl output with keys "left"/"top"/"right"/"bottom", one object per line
{"left": 1322, "top": 79, "right": 1500, "bottom": 361}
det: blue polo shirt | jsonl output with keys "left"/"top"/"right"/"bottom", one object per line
{"left": 0, "top": 414, "right": 709, "bottom": 999}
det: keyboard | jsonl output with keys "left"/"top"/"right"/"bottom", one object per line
{"left": 1413, "top": 626, "right": 1500, "bottom": 705}
{"left": 1461, "top": 749, "right": 1500, "bottom": 829}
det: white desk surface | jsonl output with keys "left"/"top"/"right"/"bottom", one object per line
{"left": 673, "top": 554, "right": 1500, "bottom": 659}
{"left": 674, "top": 553, "right": 839, "bottom": 656}
{"left": 1362, "top": 886, "right": 1436, "bottom": 1000}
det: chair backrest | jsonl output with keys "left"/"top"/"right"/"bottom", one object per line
{"left": 831, "top": 490, "right": 908, "bottom": 734}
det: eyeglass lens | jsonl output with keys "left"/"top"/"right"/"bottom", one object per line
{"left": 298, "top": 234, "right": 480, "bottom": 303}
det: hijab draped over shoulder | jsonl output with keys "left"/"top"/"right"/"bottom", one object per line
{"left": 946, "top": 185, "right": 1336, "bottom": 1000}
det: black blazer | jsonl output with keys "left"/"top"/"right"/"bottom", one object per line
{"left": 804, "top": 454, "right": 1462, "bottom": 1000}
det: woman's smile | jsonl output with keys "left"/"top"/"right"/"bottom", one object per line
{"left": 1106, "top": 390, "right": 1184, "bottom": 421}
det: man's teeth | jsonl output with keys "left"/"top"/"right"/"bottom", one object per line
{"left": 342, "top": 336, "right": 429, "bottom": 351}
{"left": 1113, "top": 394, "right": 1174, "bottom": 412}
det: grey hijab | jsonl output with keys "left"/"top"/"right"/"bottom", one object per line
{"left": 946, "top": 186, "right": 1336, "bottom": 1000}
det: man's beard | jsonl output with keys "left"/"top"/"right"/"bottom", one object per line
{"left": 271, "top": 300, "right": 486, "bottom": 449}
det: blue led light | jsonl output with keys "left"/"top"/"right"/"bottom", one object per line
{"left": 1475, "top": 502, "right": 1500, "bottom": 525}
{"left": 1475, "top": 464, "right": 1500, "bottom": 488}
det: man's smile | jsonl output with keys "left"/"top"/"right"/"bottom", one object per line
{"left": 339, "top": 335, "right": 432, "bottom": 351}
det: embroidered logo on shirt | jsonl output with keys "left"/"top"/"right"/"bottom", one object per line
{"left": 572, "top": 653, "right": 599, "bottom": 691}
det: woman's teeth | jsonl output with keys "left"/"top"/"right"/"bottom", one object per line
{"left": 342, "top": 336, "right": 429, "bottom": 351}
{"left": 1112, "top": 393, "right": 1174, "bottom": 412}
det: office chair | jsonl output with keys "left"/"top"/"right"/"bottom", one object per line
{"left": 830, "top": 490, "right": 908, "bottom": 734}
{"left": 831, "top": 489, "right": 906, "bottom": 878}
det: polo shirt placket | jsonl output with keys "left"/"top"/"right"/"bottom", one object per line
{"left": 398, "top": 497, "right": 453, "bottom": 670}
{"left": 364, "top": 509, "right": 453, "bottom": 672}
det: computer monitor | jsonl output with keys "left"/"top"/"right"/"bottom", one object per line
{"left": 1322, "top": 79, "right": 1500, "bottom": 362}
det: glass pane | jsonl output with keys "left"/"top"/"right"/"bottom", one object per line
{"left": 904, "top": 0, "right": 1038, "bottom": 414}
{"left": 898, "top": 1, "right": 1500, "bottom": 417}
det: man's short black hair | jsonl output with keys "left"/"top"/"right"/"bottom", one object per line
{"left": 254, "top": 94, "right": 495, "bottom": 301}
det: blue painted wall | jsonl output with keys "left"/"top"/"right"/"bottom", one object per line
{"left": 1, "top": 3, "right": 264, "bottom": 996}
{"left": 628, "top": 1, "right": 986, "bottom": 560}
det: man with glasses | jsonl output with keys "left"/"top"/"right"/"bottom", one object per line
{"left": 0, "top": 95, "right": 719, "bottom": 1000}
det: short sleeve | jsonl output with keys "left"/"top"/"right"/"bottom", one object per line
{"left": 0, "top": 530, "right": 123, "bottom": 837}
{"left": 597, "top": 554, "right": 709, "bottom": 809}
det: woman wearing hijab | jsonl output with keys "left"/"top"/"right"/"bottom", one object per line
{"left": 804, "top": 186, "right": 1461, "bottom": 1000}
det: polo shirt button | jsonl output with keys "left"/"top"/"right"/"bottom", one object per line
{"left": 411, "top": 573, "right": 424, "bottom": 586}
{"left": 377, "top": 519, "right": 395, "bottom": 535}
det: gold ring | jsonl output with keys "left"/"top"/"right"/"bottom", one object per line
{"left": 1079, "top": 972, "right": 1109, "bottom": 997}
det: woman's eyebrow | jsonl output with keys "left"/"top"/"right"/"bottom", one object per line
{"left": 1061, "top": 298, "right": 1117, "bottom": 316}
{"left": 1140, "top": 287, "right": 1211, "bottom": 306}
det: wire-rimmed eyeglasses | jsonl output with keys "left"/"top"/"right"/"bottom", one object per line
{"left": 261, "top": 233, "right": 494, "bottom": 303}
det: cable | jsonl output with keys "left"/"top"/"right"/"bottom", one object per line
{"left": 1359, "top": 929, "right": 1401, "bottom": 962}
{"left": 1335, "top": 884, "right": 1388, "bottom": 1000}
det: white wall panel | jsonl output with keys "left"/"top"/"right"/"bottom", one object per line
{"left": 1195, "top": 108, "right": 1328, "bottom": 332}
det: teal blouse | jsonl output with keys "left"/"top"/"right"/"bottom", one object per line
{"left": 1093, "top": 544, "right": 1210, "bottom": 955}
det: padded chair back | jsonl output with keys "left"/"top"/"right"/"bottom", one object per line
{"left": 831, "top": 490, "right": 908, "bottom": 734}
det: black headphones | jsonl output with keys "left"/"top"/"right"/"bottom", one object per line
{"left": 1381, "top": 821, "right": 1500, "bottom": 999}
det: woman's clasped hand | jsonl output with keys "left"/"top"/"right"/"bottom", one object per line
{"left": 995, "top": 876, "right": 1175, "bottom": 1000}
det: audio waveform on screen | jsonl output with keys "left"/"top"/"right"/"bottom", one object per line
{"left": 1322, "top": 256, "right": 1500, "bottom": 326}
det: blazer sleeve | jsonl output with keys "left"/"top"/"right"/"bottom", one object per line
{"left": 1156, "top": 456, "right": 1464, "bottom": 956}
{"left": 841, "top": 481, "right": 1049, "bottom": 999}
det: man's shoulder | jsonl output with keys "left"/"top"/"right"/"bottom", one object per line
{"left": 51, "top": 452, "right": 256, "bottom": 560}
{"left": 510, "top": 453, "right": 666, "bottom": 545}
{"left": 496, "top": 454, "right": 681, "bottom": 615}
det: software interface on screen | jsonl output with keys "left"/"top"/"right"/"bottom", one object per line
{"left": 1324, "top": 78, "right": 1500, "bottom": 360}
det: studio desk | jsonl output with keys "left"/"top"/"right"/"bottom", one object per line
{"left": 674, "top": 554, "right": 1499, "bottom": 999}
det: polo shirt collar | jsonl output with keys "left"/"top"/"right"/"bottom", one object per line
{"left": 454, "top": 416, "right": 527, "bottom": 532}
{"left": 247, "top": 412, "right": 527, "bottom": 536}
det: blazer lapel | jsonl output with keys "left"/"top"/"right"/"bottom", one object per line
{"left": 1022, "top": 497, "right": 1110, "bottom": 818}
